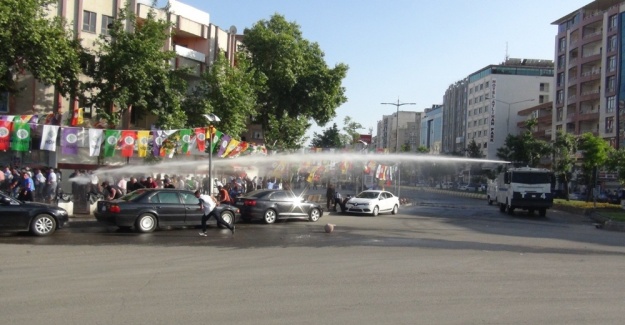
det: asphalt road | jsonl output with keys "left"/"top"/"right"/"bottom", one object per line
{"left": 1, "top": 190, "right": 624, "bottom": 325}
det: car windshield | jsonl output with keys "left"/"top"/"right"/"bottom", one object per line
{"left": 356, "top": 191, "right": 379, "bottom": 199}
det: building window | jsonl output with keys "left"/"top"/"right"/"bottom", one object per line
{"left": 539, "top": 95, "right": 549, "bottom": 104}
{"left": 607, "top": 96, "right": 616, "bottom": 113}
{"left": 469, "top": 99, "right": 472, "bottom": 105}
{"left": 557, "top": 55, "right": 565, "bottom": 69}
{"left": 608, "top": 56, "right": 617, "bottom": 72}
{"left": 539, "top": 83, "right": 549, "bottom": 92}
{"left": 556, "top": 90, "right": 564, "bottom": 104}
{"left": 557, "top": 73, "right": 564, "bottom": 87}
{"left": 101, "top": 15, "right": 114, "bottom": 35}
{"left": 608, "top": 35, "right": 617, "bottom": 52}
{"left": 83, "top": 11, "right": 96, "bottom": 33}
{"left": 557, "top": 107, "right": 563, "bottom": 122}
{"left": 607, "top": 76, "right": 616, "bottom": 93}
{"left": 609, "top": 14, "right": 618, "bottom": 31}
{"left": 606, "top": 116, "right": 614, "bottom": 133}
{"left": 0, "top": 91, "right": 8, "bottom": 113}
{"left": 559, "top": 37, "right": 566, "bottom": 52}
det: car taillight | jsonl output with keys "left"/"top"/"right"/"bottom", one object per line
{"left": 109, "top": 205, "right": 121, "bottom": 213}
{"left": 244, "top": 199, "right": 256, "bottom": 206}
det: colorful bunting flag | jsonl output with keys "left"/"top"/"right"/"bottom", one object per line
{"left": 61, "top": 127, "right": 79, "bottom": 155}
{"left": 137, "top": 130, "right": 150, "bottom": 157}
{"left": 103, "top": 130, "right": 121, "bottom": 157}
{"left": 221, "top": 138, "right": 240, "bottom": 158}
{"left": 89, "top": 129, "right": 103, "bottom": 156}
{"left": 217, "top": 134, "right": 231, "bottom": 157}
{"left": 120, "top": 130, "right": 137, "bottom": 157}
{"left": 210, "top": 130, "right": 223, "bottom": 153}
{"left": 178, "top": 129, "right": 193, "bottom": 155}
{"left": 11, "top": 122, "right": 31, "bottom": 151}
{"left": 0, "top": 120, "right": 12, "bottom": 151}
{"left": 195, "top": 128, "right": 206, "bottom": 152}
{"left": 40, "top": 125, "right": 59, "bottom": 151}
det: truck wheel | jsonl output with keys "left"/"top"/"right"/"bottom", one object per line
{"left": 487, "top": 196, "right": 493, "bottom": 205}
{"left": 539, "top": 208, "right": 547, "bottom": 217}
{"left": 499, "top": 203, "right": 505, "bottom": 212}
{"left": 528, "top": 209, "right": 535, "bottom": 215}
{"left": 507, "top": 204, "right": 514, "bottom": 215}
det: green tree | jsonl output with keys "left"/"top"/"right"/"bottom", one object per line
{"left": 552, "top": 130, "right": 577, "bottom": 200}
{"left": 184, "top": 52, "right": 260, "bottom": 137}
{"left": 578, "top": 132, "right": 612, "bottom": 201}
{"left": 466, "top": 139, "right": 483, "bottom": 158}
{"left": 606, "top": 148, "right": 625, "bottom": 188}
{"left": 242, "top": 14, "right": 349, "bottom": 149}
{"left": 83, "top": 2, "right": 187, "bottom": 129}
{"left": 310, "top": 123, "right": 342, "bottom": 149}
{"left": 341, "top": 116, "right": 364, "bottom": 147}
{"left": 416, "top": 146, "right": 429, "bottom": 153}
{"left": 496, "top": 118, "right": 551, "bottom": 167}
{"left": 0, "top": 0, "right": 81, "bottom": 97}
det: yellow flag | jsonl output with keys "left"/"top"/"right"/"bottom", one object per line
{"left": 137, "top": 130, "right": 150, "bottom": 157}
{"left": 221, "top": 138, "right": 240, "bottom": 158}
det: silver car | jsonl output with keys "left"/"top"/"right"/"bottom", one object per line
{"left": 343, "top": 190, "right": 399, "bottom": 216}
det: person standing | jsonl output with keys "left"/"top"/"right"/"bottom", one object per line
{"left": 163, "top": 178, "right": 175, "bottom": 188}
{"left": 101, "top": 181, "right": 123, "bottom": 200}
{"left": 46, "top": 168, "right": 57, "bottom": 203}
{"left": 34, "top": 169, "right": 46, "bottom": 202}
{"left": 20, "top": 172, "right": 35, "bottom": 201}
{"left": 326, "top": 184, "right": 336, "bottom": 211}
{"left": 196, "top": 190, "right": 234, "bottom": 236}
{"left": 127, "top": 177, "right": 145, "bottom": 192}
{"left": 117, "top": 176, "right": 127, "bottom": 195}
{"left": 217, "top": 185, "right": 231, "bottom": 205}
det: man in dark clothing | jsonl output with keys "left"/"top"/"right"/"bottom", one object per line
{"left": 127, "top": 177, "right": 145, "bottom": 192}
{"left": 163, "top": 178, "right": 175, "bottom": 188}
{"left": 102, "top": 181, "right": 123, "bottom": 200}
{"left": 326, "top": 184, "right": 336, "bottom": 211}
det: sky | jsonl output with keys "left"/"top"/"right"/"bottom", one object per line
{"left": 165, "top": 0, "right": 591, "bottom": 142}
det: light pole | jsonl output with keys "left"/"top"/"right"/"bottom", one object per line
{"left": 203, "top": 113, "right": 220, "bottom": 196}
{"left": 495, "top": 98, "right": 535, "bottom": 134}
{"left": 381, "top": 99, "right": 416, "bottom": 152}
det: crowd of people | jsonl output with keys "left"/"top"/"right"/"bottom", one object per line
{"left": 0, "top": 166, "right": 62, "bottom": 203}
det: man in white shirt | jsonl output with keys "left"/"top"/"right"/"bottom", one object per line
{"left": 117, "top": 177, "right": 127, "bottom": 195}
{"left": 196, "top": 190, "right": 234, "bottom": 236}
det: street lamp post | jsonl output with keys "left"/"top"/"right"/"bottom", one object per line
{"left": 495, "top": 98, "right": 535, "bottom": 134}
{"left": 381, "top": 99, "right": 416, "bottom": 153}
{"left": 203, "top": 113, "right": 221, "bottom": 196}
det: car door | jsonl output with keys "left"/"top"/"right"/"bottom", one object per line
{"left": 270, "top": 191, "right": 293, "bottom": 217}
{"left": 380, "top": 192, "right": 393, "bottom": 212}
{"left": 152, "top": 191, "right": 186, "bottom": 226}
{"left": 0, "top": 195, "right": 30, "bottom": 229}
{"left": 181, "top": 191, "right": 203, "bottom": 225}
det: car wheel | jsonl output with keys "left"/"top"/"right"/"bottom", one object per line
{"left": 391, "top": 204, "right": 398, "bottom": 215}
{"left": 135, "top": 213, "right": 157, "bottom": 233}
{"left": 218, "top": 211, "right": 234, "bottom": 228}
{"left": 308, "top": 208, "right": 321, "bottom": 222}
{"left": 30, "top": 214, "right": 56, "bottom": 236}
{"left": 372, "top": 206, "right": 379, "bottom": 216}
{"left": 263, "top": 209, "right": 277, "bottom": 224}
{"left": 539, "top": 208, "right": 547, "bottom": 217}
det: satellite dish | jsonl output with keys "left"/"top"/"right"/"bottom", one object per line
{"left": 229, "top": 25, "right": 237, "bottom": 34}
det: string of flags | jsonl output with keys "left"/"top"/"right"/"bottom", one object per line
{"left": 0, "top": 114, "right": 399, "bottom": 182}
{"left": 0, "top": 114, "right": 268, "bottom": 158}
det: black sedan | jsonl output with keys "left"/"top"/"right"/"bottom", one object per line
{"left": 0, "top": 191, "right": 69, "bottom": 236}
{"left": 94, "top": 188, "right": 239, "bottom": 233}
{"left": 233, "top": 189, "right": 323, "bottom": 224}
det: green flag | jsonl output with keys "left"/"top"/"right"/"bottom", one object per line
{"left": 210, "top": 130, "right": 223, "bottom": 153}
{"left": 103, "top": 130, "right": 121, "bottom": 157}
{"left": 179, "top": 129, "right": 192, "bottom": 154}
{"left": 11, "top": 122, "right": 31, "bottom": 152}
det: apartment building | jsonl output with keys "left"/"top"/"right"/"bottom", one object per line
{"left": 517, "top": 101, "right": 554, "bottom": 143}
{"left": 442, "top": 79, "right": 468, "bottom": 155}
{"left": 552, "top": 0, "right": 622, "bottom": 148}
{"left": 2, "top": 0, "right": 240, "bottom": 167}
{"left": 465, "top": 58, "right": 553, "bottom": 160}
{"left": 375, "top": 111, "right": 422, "bottom": 152}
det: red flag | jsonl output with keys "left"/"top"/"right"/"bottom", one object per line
{"left": 195, "top": 127, "right": 206, "bottom": 152}
{"left": 120, "top": 130, "right": 137, "bottom": 157}
{"left": 0, "top": 120, "right": 12, "bottom": 150}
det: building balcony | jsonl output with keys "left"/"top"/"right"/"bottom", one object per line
{"left": 175, "top": 45, "right": 206, "bottom": 63}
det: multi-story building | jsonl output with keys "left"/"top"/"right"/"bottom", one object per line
{"left": 552, "top": 0, "right": 621, "bottom": 148}
{"left": 442, "top": 79, "right": 468, "bottom": 155}
{"left": 420, "top": 105, "right": 443, "bottom": 154}
{"left": 1, "top": 0, "right": 240, "bottom": 167}
{"left": 375, "top": 111, "right": 422, "bottom": 152}
{"left": 517, "top": 101, "right": 554, "bottom": 143}
{"left": 466, "top": 58, "right": 554, "bottom": 160}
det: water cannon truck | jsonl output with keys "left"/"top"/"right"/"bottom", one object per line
{"left": 496, "top": 167, "right": 554, "bottom": 217}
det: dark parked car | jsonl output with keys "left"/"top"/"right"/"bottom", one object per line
{"left": 0, "top": 191, "right": 69, "bottom": 236}
{"left": 94, "top": 188, "right": 239, "bottom": 233}
{"left": 233, "top": 189, "right": 323, "bottom": 224}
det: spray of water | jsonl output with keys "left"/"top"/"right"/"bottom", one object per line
{"left": 68, "top": 152, "right": 509, "bottom": 186}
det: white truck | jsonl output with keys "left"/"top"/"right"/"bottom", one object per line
{"left": 486, "top": 179, "right": 498, "bottom": 205}
{"left": 496, "top": 167, "right": 554, "bottom": 217}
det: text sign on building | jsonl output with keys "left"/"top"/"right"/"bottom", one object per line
{"left": 489, "top": 79, "right": 497, "bottom": 142}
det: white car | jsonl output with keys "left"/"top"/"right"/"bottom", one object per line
{"left": 343, "top": 190, "right": 399, "bottom": 216}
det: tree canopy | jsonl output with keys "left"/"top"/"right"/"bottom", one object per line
{"left": 242, "top": 14, "right": 349, "bottom": 149}
{"left": 83, "top": 3, "right": 187, "bottom": 129}
{"left": 0, "top": 0, "right": 81, "bottom": 97}
{"left": 496, "top": 118, "right": 551, "bottom": 167}
{"left": 310, "top": 123, "right": 342, "bottom": 149}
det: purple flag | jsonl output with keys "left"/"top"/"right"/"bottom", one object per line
{"left": 216, "top": 134, "right": 231, "bottom": 157}
{"left": 61, "top": 127, "right": 79, "bottom": 155}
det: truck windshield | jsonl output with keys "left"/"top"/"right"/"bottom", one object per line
{"left": 511, "top": 172, "right": 551, "bottom": 184}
